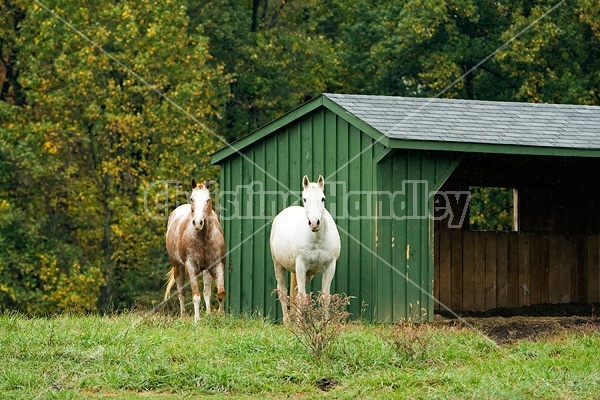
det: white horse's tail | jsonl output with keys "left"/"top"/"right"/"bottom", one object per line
{"left": 164, "top": 267, "right": 176, "bottom": 302}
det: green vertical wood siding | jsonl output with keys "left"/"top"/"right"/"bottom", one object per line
{"left": 374, "top": 151, "right": 460, "bottom": 322}
{"left": 219, "top": 108, "right": 379, "bottom": 320}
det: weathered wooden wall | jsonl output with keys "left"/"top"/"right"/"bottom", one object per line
{"left": 519, "top": 186, "right": 600, "bottom": 235}
{"left": 434, "top": 230, "right": 600, "bottom": 311}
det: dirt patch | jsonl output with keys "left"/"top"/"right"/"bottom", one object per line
{"left": 434, "top": 303, "right": 600, "bottom": 344}
{"left": 314, "top": 377, "right": 336, "bottom": 391}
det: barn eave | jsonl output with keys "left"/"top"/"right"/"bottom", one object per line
{"left": 385, "top": 139, "right": 600, "bottom": 158}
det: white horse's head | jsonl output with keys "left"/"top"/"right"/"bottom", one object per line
{"left": 190, "top": 178, "right": 212, "bottom": 231}
{"left": 302, "top": 175, "right": 326, "bottom": 232}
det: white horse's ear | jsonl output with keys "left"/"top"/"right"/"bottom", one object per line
{"left": 317, "top": 175, "right": 325, "bottom": 189}
{"left": 205, "top": 180, "right": 211, "bottom": 189}
{"left": 191, "top": 178, "right": 197, "bottom": 189}
{"left": 302, "top": 175, "right": 310, "bottom": 189}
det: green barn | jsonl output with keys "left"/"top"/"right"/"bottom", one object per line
{"left": 211, "top": 93, "right": 600, "bottom": 322}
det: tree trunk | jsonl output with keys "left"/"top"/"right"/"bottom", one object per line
{"left": 251, "top": 0, "right": 260, "bottom": 32}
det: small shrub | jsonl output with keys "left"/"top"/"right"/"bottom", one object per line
{"left": 278, "top": 291, "right": 352, "bottom": 359}
{"left": 388, "top": 322, "right": 434, "bottom": 362}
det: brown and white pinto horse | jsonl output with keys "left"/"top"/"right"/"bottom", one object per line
{"left": 165, "top": 179, "right": 226, "bottom": 321}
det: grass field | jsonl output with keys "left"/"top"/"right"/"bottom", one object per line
{"left": 1, "top": 311, "right": 599, "bottom": 399}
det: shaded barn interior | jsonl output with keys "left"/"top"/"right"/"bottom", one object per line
{"left": 434, "top": 154, "right": 600, "bottom": 312}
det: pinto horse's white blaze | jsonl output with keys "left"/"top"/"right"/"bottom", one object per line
{"left": 270, "top": 175, "right": 341, "bottom": 323}
{"left": 165, "top": 178, "right": 226, "bottom": 322}
{"left": 190, "top": 183, "right": 211, "bottom": 232}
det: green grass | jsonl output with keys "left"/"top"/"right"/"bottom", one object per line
{"left": 1, "top": 312, "right": 599, "bottom": 399}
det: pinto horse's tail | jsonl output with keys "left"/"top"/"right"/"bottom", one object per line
{"left": 164, "top": 267, "right": 176, "bottom": 302}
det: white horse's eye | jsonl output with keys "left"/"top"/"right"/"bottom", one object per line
{"left": 322, "top": 197, "right": 325, "bottom": 202}
{"left": 303, "top": 198, "right": 306, "bottom": 203}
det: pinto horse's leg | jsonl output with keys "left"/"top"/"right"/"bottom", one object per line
{"left": 211, "top": 263, "right": 226, "bottom": 313}
{"left": 174, "top": 265, "right": 186, "bottom": 318}
{"left": 186, "top": 262, "right": 202, "bottom": 322}
{"left": 274, "top": 263, "right": 289, "bottom": 324}
{"left": 202, "top": 269, "right": 213, "bottom": 315}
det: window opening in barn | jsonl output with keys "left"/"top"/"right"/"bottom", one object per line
{"left": 468, "top": 187, "right": 518, "bottom": 231}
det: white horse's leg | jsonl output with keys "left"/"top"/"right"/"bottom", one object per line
{"left": 295, "top": 259, "right": 308, "bottom": 296}
{"left": 202, "top": 269, "right": 213, "bottom": 315}
{"left": 321, "top": 260, "right": 336, "bottom": 296}
{"left": 186, "top": 263, "right": 201, "bottom": 323}
{"left": 290, "top": 273, "right": 298, "bottom": 300}
{"left": 321, "top": 261, "right": 337, "bottom": 318}
{"left": 212, "top": 263, "right": 226, "bottom": 313}
{"left": 274, "top": 263, "right": 289, "bottom": 323}
{"left": 293, "top": 260, "right": 311, "bottom": 321}
{"left": 289, "top": 273, "right": 299, "bottom": 318}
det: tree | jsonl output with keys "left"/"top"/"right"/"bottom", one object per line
{"left": 1, "top": 0, "right": 227, "bottom": 313}
{"left": 497, "top": 0, "right": 600, "bottom": 104}
{"left": 187, "top": 0, "right": 340, "bottom": 140}
{"left": 328, "top": 0, "right": 515, "bottom": 98}
{"left": 469, "top": 187, "right": 515, "bottom": 231}
{"left": 0, "top": 0, "right": 26, "bottom": 105}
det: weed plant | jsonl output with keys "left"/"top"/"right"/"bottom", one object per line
{"left": 278, "top": 292, "right": 352, "bottom": 360}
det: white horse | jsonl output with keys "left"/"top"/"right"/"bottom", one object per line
{"left": 165, "top": 179, "right": 226, "bottom": 322}
{"left": 270, "top": 175, "right": 341, "bottom": 323}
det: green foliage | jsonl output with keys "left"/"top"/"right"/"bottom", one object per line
{"left": 0, "top": 0, "right": 27, "bottom": 105}
{"left": 188, "top": 0, "right": 340, "bottom": 139}
{"left": 2, "top": 0, "right": 600, "bottom": 313}
{"left": 469, "top": 187, "right": 515, "bottom": 231}
{"left": 497, "top": 0, "right": 600, "bottom": 104}
{"left": 1, "top": 0, "right": 227, "bottom": 313}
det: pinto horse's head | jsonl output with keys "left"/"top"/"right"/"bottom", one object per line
{"left": 302, "top": 175, "right": 326, "bottom": 233}
{"left": 190, "top": 178, "right": 212, "bottom": 231}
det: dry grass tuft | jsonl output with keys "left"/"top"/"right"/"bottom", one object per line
{"left": 277, "top": 291, "right": 352, "bottom": 359}
{"left": 388, "top": 322, "right": 435, "bottom": 362}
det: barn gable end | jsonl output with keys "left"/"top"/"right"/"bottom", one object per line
{"left": 215, "top": 106, "right": 382, "bottom": 320}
